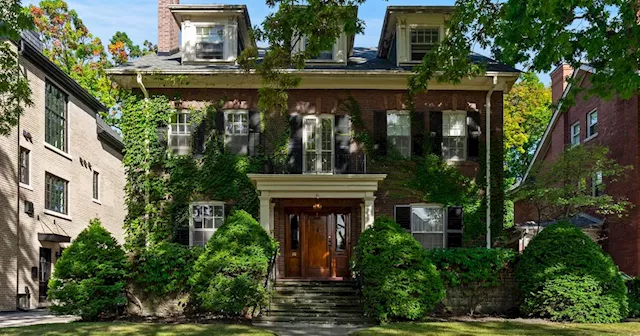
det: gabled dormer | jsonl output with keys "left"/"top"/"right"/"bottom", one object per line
{"left": 292, "top": 30, "right": 354, "bottom": 65}
{"left": 377, "top": 6, "right": 453, "bottom": 66}
{"left": 164, "top": 4, "right": 254, "bottom": 63}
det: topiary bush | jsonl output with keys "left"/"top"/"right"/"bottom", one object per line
{"left": 189, "top": 210, "right": 278, "bottom": 317}
{"left": 129, "top": 242, "right": 203, "bottom": 297}
{"left": 48, "top": 219, "right": 127, "bottom": 321}
{"left": 627, "top": 277, "right": 640, "bottom": 318}
{"left": 352, "top": 216, "right": 445, "bottom": 323}
{"left": 516, "top": 220, "right": 628, "bottom": 323}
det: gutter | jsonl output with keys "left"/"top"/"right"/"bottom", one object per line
{"left": 486, "top": 75, "right": 498, "bottom": 249}
{"left": 16, "top": 39, "right": 24, "bottom": 310}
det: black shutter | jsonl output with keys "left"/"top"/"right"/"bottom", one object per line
{"left": 175, "top": 227, "right": 190, "bottom": 246}
{"left": 446, "top": 206, "right": 464, "bottom": 248}
{"left": 156, "top": 126, "right": 168, "bottom": 149}
{"left": 411, "top": 111, "right": 426, "bottom": 157}
{"left": 395, "top": 205, "right": 411, "bottom": 231}
{"left": 215, "top": 111, "right": 225, "bottom": 134}
{"left": 373, "top": 111, "right": 387, "bottom": 156}
{"left": 467, "top": 111, "right": 481, "bottom": 161}
{"left": 429, "top": 111, "right": 443, "bottom": 157}
{"left": 289, "top": 114, "right": 303, "bottom": 174}
{"left": 335, "top": 115, "right": 351, "bottom": 174}
{"left": 193, "top": 120, "right": 207, "bottom": 154}
{"left": 248, "top": 111, "right": 261, "bottom": 156}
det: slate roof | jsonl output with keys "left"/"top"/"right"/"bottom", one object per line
{"left": 107, "top": 47, "right": 520, "bottom": 74}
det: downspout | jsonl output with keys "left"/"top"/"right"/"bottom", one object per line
{"left": 136, "top": 74, "right": 150, "bottom": 247}
{"left": 16, "top": 39, "right": 24, "bottom": 309}
{"left": 486, "top": 75, "right": 498, "bottom": 249}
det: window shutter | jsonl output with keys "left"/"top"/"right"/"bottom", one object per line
{"left": 395, "top": 205, "right": 411, "bottom": 231}
{"left": 429, "top": 111, "right": 443, "bottom": 157}
{"left": 215, "top": 111, "right": 225, "bottom": 134}
{"left": 411, "top": 111, "right": 426, "bottom": 157}
{"left": 467, "top": 111, "right": 481, "bottom": 161}
{"left": 175, "top": 226, "right": 190, "bottom": 246}
{"left": 446, "top": 206, "right": 464, "bottom": 248}
{"left": 193, "top": 120, "right": 207, "bottom": 154}
{"left": 373, "top": 111, "right": 387, "bottom": 156}
{"left": 335, "top": 115, "right": 351, "bottom": 174}
{"left": 156, "top": 126, "right": 168, "bottom": 149}
{"left": 248, "top": 111, "right": 261, "bottom": 156}
{"left": 289, "top": 114, "right": 303, "bottom": 174}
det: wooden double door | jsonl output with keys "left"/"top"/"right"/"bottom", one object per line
{"left": 285, "top": 211, "right": 351, "bottom": 279}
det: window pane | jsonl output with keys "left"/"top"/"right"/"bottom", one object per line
{"left": 45, "top": 82, "right": 67, "bottom": 152}
{"left": 411, "top": 28, "right": 439, "bottom": 61}
{"left": 19, "top": 148, "right": 29, "bottom": 185}
{"left": 336, "top": 214, "right": 346, "bottom": 251}
{"left": 290, "top": 214, "right": 300, "bottom": 250}
{"left": 45, "top": 173, "right": 67, "bottom": 214}
{"left": 412, "top": 207, "right": 444, "bottom": 232}
{"left": 413, "top": 233, "right": 444, "bottom": 249}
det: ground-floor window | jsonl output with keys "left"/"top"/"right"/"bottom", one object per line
{"left": 394, "top": 204, "right": 463, "bottom": 249}
{"left": 190, "top": 202, "right": 224, "bottom": 247}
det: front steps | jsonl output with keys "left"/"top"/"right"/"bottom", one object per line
{"left": 256, "top": 280, "right": 373, "bottom": 325}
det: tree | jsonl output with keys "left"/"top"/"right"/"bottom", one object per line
{"left": 0, "top": 0, "right": 33, "bottom": 136}
{"left": 504, "top": 73, "right": 552, "bottom": 183}
{"left": 514, "top": 144, "right": 631, "bottom": 223}
{"left": 108, "top": 31, "right": 156, "bottom": 67}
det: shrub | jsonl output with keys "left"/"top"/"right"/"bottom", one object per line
{"left": 352, "top": 216, "right": 445, "bottom": 323}
{"left": 516, "top": 220, "right": 628, "bottom": 323}
{"left": 48, "top": 219, "right": 127, "bottom": 321}
{"left": 628, "top": 278, "right": 640, "bottom": 318}
{"left": 130, "top": 242, "right": 203, "bottom": 297}
{"left": 189, "top": 210, "right": 278, "bottom": 316}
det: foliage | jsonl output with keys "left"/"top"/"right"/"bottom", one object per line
{"left": 352, "top": 216, "right": 445, "bottom": 323}
{"left": 516, "top": 220, "right": 628, "bottom": 322}
{"left": 48, "top": 219, "right": 127, "bottom": 321}
{"left": 0, "top": 0, "right": 34, "bottom": 136}
{"left": 108, "top": 31, "right": 155, "bottom": 67}
{"left": 627, "top": 278, "right": 640, "bottom": 318}
{"left": 514, "top": 144, "right": 631, "bottom": 222}
{"left": 0, "top": 322, "right": 275, "bottom": 335}
{"left": 189, "top": 211, "right": 278, "bottom": 317}
{"left": 129, "top": 242, "right": 203, "bottom": 297}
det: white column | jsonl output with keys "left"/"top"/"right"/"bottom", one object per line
{"left": 259, "top": 192, "right": 271, "bottom": 235}
{"left": 363, "top": 194, "right": 376, "bottom": 230}
{"left": 269, "top": 202, "right": 276, "bottom": 236}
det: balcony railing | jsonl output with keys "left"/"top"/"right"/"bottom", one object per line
{"left": 262, "top": 153, "right": 367, "bottom": 174}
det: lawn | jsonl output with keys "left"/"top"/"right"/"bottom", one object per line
{"left": 0, "top": 322, "right": 274, "bottom": 336}
{"left": 354, "top": 321, "right": 640, "bottom": 336}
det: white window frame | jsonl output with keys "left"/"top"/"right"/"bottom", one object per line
{"left": 189, "top": 201, "right": 225, "bottom": 247}
{"left": 19, "top": 147, "right": 31, "bottom": 189}
{"left": 302, "top": 114, "right": 334, "bottom": 174}
{"left": 592, "top": 171, "right": 603, "bottom": 197}
{"left": 224, "top": 109, "right": 249, "bottom": 136}
{"left": 194, "top": 24, "right": 226, "bottom": 61}
{"left": 409, "top": 26, "right": 441, "bottom": 62}
{"left": 442, "top": 110, "right": 467, "bottom": 161}
{"left": 386, "top": 110, "right": 411, "bottom": 158}
{"left": 410, "top": 203, "right": 446, "bottom": 249}
{"left": 168, "top": 110, "right": 191, "bottom": 153}
{"left": 570, "top": 121, "right": 581, "bottom": 146}
{"left": 586, "top": 109, "right": 598, "bottom": 140}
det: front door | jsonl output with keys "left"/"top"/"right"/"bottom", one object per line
{"left": 39, "top": 248, "right": 51, "bottom": 302}
{"left": 304, "top": 214, "right": 330, "bottom": 278}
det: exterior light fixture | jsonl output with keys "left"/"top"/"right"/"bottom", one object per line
{"left": 312, "top": 195, "right": 322, "bottom": 212}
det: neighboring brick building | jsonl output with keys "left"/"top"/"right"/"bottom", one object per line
{"left": 0, "top": 32, "right": 126, "bottom": 311}
{"left": 107, "top": 3, "right": 519, "bottom": 280}
{"left": 514, "top": 64, "right": 640, "bottom": 276}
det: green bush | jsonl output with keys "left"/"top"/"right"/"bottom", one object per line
{"left": 130, "top": 242, "right": 203, "bottom": 297}
{"left": 627, "top": 278, "right": 640, "bottom": 318}
{"left": 427, "top": 247, "right": 517, "bottom": 288}
{"left": 516, "top": 220, "right": 628, "bottom": 323}
{"left": 189, "top": 210, "right": 278, "bottom": 316}
{"left": 352, "top": 216, "right": 445, "bottom": 323}
{"left": 48, "top": 219, "right": 127, "bottom": 321}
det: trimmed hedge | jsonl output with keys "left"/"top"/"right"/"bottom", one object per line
{"left": 427, "top": 248, "right": 517, "bottom": 288}
{"left": 628, "top": 278, "right": 640, "bottom": 318}
{"left": 516, "top": 220, "right": 628, "bottom": 323}
{"left": 189, "top": 210, "right": 278, "bottom": 316}
{"left": 48, "top": 219, "right": 127, "bottom": 321}
{"left": 352, "top": 216, "right": 445, "bottom": 323}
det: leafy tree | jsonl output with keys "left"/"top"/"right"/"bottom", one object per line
{"left": 0, "top": 0, "right": 34, "bottom": 136}
{"left": 108, "top": 31, "right": 156, "bottom": 67}
{"left": 514, "top": 144, "right": 631, "bottom": 222}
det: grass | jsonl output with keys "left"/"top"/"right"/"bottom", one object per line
{"left": 354, "top": 321, "right": 640, "bottom": 336}
{"left": 0, "top": 322, "right": 274, "bottom": 336}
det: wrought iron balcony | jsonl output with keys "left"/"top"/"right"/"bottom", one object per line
{"left": 262, "top": 152, "right": 367, "bottom": 174}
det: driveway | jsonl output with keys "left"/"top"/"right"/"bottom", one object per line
{"left": 0, "top": 309, "right": 78, "bottom": 328}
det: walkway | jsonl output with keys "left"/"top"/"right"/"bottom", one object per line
{"left": 254, "top": 322, "right": 370, "bottom": 336}
{"left": 0, "top": 309, "right": 78, "bottom": 328}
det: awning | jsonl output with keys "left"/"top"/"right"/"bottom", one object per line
{"left": 38, "top": 233, "right": 71, "bottom": 243}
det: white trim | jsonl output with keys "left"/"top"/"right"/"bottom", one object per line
{"left": 189, "top": 201, "right": 225, "bottom": 247}
{"left": 407, "top": 26, "right": 442, "bottom": 63}
{"left": 586, "top": 108, "right": 598, "bottom": 140}
{"left": 302, "top": 114, "right": 334, "bottom": 174}
{"left": 19, "top": 183, "right": 33, "bottom": 191}
{"left": 44, "top": 78, "right": 71, "bottom": 156}
{"left": 19, "top": 146, "right": 32, "bottom": 189}
{"left": 386, "top": 110, "right": 411, "bottom": 158}
{"left": 442, "top": 110, "right": 468, "bottom": 161}
{"left": 224, "top": 109, "right": 249, "bottom": 136}
{"left": 193, "top": 24, "right": 227, "bottom": 62}
{"left": 570, "top": 121, "right": 581, "bottom": 146}
{"left": 44, "top": 142, "right": 72, "bottom": 161}
{"left": 409, "top": 203, "right": 446, "bottom": 249}
{"left": 168, "top": 110, "right": 191, "bottom": 154}
{"left": 44, "top": 209, "right": 72, "bottom": 221}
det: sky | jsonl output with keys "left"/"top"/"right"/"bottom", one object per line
{"left": 23, "top": 0, "right": 551, "bottom": 85}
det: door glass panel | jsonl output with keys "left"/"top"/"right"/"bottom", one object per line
{"left": 290, "top": 214, "right": 300, "bottom": 250}
{"left": 336, "top": 214, "right": 346, "bottom": 251}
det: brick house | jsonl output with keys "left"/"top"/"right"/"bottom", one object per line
{"left": 0, "top": 32, "right": 127, "bottom": 311}
{"left": 107, "top": 2, "right": 518, "bottom": 281}
{"left": 514, "top": 64, "right": 640, "bottom": 276}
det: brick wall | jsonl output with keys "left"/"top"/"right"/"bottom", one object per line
{"left": 158, "top": 0, "right": 180, "bottom": 55}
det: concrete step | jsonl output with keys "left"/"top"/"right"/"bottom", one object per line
{"left": 271, "top": 296, "right": 361, "bottom": 305}
{"left": 275, "top": 281, "right": 357, "bottom": 288}
{"left": 272, "top": 292, "right": 360, "bottom": 299}
{"left": 270, "top": 303, "right": 363, "bottom": 311}
{"left": 274, "top": 287, "right": 358, "bottom": 295}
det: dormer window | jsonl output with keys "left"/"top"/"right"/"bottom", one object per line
{"left": 196, "top": 26, "right": 225, "bottom": 60}
{"left": 305, "top": 37, "right": 333, "bottom": 61}
{"left": 410, "top": 28, "right": 440, "bottom": 61}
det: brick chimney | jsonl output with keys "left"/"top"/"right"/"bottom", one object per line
{"left": 158, "top": 0, "right": 180, "bottom": 56}
{"left": 550, "top": 63, "right": 573, "bottom": 104}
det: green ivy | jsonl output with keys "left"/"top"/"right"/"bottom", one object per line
{"left": 427, "top": 248, "right": 517, "bottom": 288}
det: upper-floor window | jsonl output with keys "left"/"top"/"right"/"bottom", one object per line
{"left": 303, "top": 115, "right": 334, "bottom": 173}
{"left": 305, "top": 36, "right": 333, "bottom": 61}
{"left": 45, "top": 173, "right": 68, "bottom": 215}
{"left": 92, "top": 171, "right": 100, "bottom": 201}
{"left": 442, "top": 111, "right": 467, "bottom": 161}
{"left": 587, "top": 109, "right": 598, "bottom": 139}
{"left": 225, "top": 110, "right": 249, "bottom": 136}
{"left": 410, "top": 28, "right": 440, "bottom": 61}
{"left": 19, "top": 147, "right": 30, "bottom": 186}
{"left": 169, "top": 111, "right": 191, "bottom": 153}
{"left": 196, "top": 26, "right": 225, "bottom": 60}
{"left": 592, "top": 171, "right": 603, "bottom": 197}
{"left": 45, "top": 81, "right": 68, "bottom": 152}
{"left": 387, "top": 111, "right": 411, "bottom": 158}
{"left": 190, "top": 202, "right": 224, "bottom": 247}
{"left": 571, "top": 122, "right": 580, "bottom": 146}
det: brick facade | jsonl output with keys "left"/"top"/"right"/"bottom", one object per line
{"left": 158, "top": 0, "right": 180, "bottom": 55}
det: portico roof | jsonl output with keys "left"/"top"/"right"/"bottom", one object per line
{"left": 248, "top": 174, "right": 387, "bottom": 199}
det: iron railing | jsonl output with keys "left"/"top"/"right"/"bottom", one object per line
{"left": 262, "top": 152, "right": 367, "bottom": 174}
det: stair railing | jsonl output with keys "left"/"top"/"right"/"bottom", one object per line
{"left": 263, "top": 248, "right": 278, "bottom": 316}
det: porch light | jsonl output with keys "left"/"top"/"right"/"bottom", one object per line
{"left": 313, "top": 196, "right": 322, "bottom": 212}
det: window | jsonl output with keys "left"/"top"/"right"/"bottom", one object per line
{"left": 387, "top": 111, "right": 411, "bottom": 158}
{"left": 305, "top": 36, "right": 333, "bottom": 60}
{"left": 411, "top": 205, "right": 445, "bottom": 249}
{"left": 410, "top": 28, "right": 440, "bottom": 61}
{"left": 303, "top": 115, "right": 334, "bottom": 173}
{"left": 45, "top": 173, "right": 68, "bottom": 215}
{"left": 45, "top": 81, "right": 68, "bottom": 152}
{"left": 19, "top": 147, "right": 30, "bottom": 186}
{"left": 587, "top": 109, "right": 598, "bottom": 138}
{"left": 289, "top": 214, "right": 300, "bottom": 250}
{"left": 571, "top": 122, "right": 580, "bottom": 145}
{"left": 169, "top": 111, "right": 191, "bottom": 153}
{"left": 190, "top": 202, "right": 224, "bottom": 247}
{"left": 196, "top": 26, "right": 225, "bottom": 60}
{"left": 92, "top": 171, "right": 100, "bottom": 201}
{"left": 442, "top": 111, "right": 467, "bottom": 160}
{"left": 592, "top": 171, "right": 603, "bottom": 197}
{"left": 224, "top": 110, "right": 249, "bottom": 135}
{"left": 336, "top": 214, "right": 347, "bottom": 251}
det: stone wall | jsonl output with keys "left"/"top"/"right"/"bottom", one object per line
{"left": 126, "top": 285, "right": 188, "bottom": 317}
